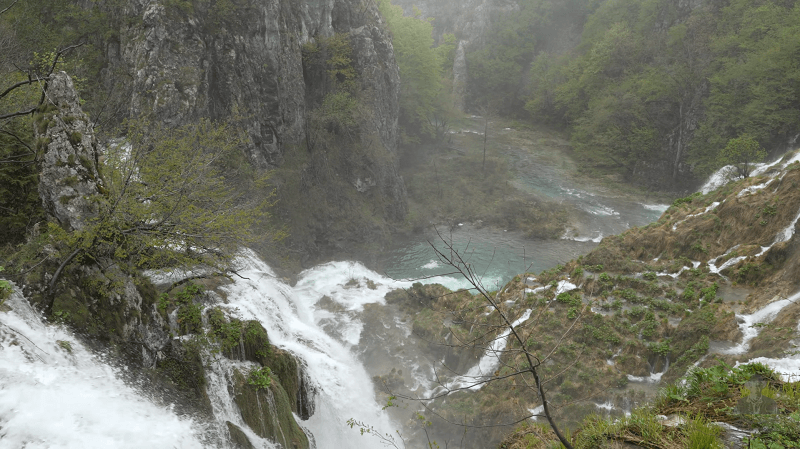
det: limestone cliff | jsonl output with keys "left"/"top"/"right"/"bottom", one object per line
{"left": 28, "top": 70, "right": 318, "bottom": 449}
{"left": 35, "top": 72, "right": 104, "bottom": 232}
{"left": 94, "top": 0, "right": 407, "bottom": 262}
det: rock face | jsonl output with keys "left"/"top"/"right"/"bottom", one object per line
{"left": 35, "top": 72, "right": 104, "bottom": 232}
{"left": 114, "top": 0, "right": 401, "bottom": 174}
{"left": 100, "top": 0, "right": 406, "bottom": 260}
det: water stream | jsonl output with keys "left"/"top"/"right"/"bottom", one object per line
{"left": 0, "top": 290, "right": 207, "bottom": 449}
{"left": 380, "top": 122, "right": 668, "bottom": 286}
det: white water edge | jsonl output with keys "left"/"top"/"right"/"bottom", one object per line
{"left": 0, "top": 289, "right": 206, "bottom": 449}
{"left": 445, "top": 309, "right": 533, "bottom": 392}
{"left": 717, "top": 290, "right": 800, "bottom": 355}
{"left": 700, "top": 150, "right": 800, "bottom": 195}
{"left": 219, "top": 250, "right": 406, "bottom": 449}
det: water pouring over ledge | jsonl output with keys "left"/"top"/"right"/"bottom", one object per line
{"left": 0, "top": 289, "right": 207, "bottom": 449}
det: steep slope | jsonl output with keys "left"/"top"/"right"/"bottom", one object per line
{"left": 380, "top": 151, "right": 800, "bottom": 448}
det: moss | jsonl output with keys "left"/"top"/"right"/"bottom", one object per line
{"left": 78, "top": 155, "right": 93, "bottom": 171}
{"left": 157, "top": 339, "right": 206, "bottom": 396}
{"left": 262, "top": 348, "right": 300, "bottom": 413}
{"left": 226, "top": 422, "right": 255, "bottom": 449}
{"left": 232, "top": 369, "right": 310, "bottom": 449}
{"left": 35, "top": 136, "right": 52, "bottom": 151}
{"left": 68, "top": 131, "right": 83, "bottom": 146}
{"left": 177, "top": 301, "right": 202, "bottom": 335}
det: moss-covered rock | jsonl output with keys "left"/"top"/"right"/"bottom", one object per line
{"left": 156, "top": 339, "right": 210, "bottom": 409}
{"left": 231, "top": 368, "right": 309, "bottom": 449}
{"left": 226, "top": 421, "right": 255, "bottom": 449}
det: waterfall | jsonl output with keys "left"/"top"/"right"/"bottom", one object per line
{"left": 0, "top": 288, "right": 208, "bottom": 449}
{"left": 217, "top": 250, "right": 406, "bottom": 448}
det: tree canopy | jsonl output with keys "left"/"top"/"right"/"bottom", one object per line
{"left": 377, "top": 0, "right": 455, "bottom": 142}
{"left": 718, "top": 134, "right": 766, "bottom": 179}
{"left": 460, "top": 0, "right": 800, "bottom": 184}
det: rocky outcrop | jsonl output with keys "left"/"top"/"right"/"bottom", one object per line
{"left": 114, "top": 0, "right": 400, "bottom": 172}
{"left": 100, "top": 0, "right": 406, "bottom": 261}
{"left": 231, "top": 368, "right": 310, "bottom": 449}
{"left": 34, "top": 72, "right": 104, "bottom": 232}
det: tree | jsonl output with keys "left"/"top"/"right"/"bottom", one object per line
{"left": 423, "top": 234, "right": 578, "bottom": 449}
{"left": 1, "top": 1, "right": 85, "bottom": 246}
{"left": 717, "top": 134, "right": 766, "bottom": 179}
{"left": 377, "top": 0, "right": 450, "bottom": 142}
{"left": 42, "top": 114, "right": 276, "bottom": 314}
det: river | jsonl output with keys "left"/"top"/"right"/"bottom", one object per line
{"left": 378, "top": 121, "right": 669, "bottom": 289}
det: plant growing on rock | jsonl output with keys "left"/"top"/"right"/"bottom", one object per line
{"left": 718, "top": 134, "right": 767, "bottom": 179}
{"left": 247, "top": 366, "right": 273, "bottom": 391}
{"left": 40, "top": 113, "right": 277, "bottom": 314}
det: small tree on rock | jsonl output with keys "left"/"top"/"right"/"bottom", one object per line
{"left": 718, "top": 134, "right": 766, "bottom": 178}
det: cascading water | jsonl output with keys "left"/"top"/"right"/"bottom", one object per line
{"left": 0, "top": 288, "right": 207, "bottom": 449}
{"left": 216, "top": 251, "right": 409, "bottom": 448}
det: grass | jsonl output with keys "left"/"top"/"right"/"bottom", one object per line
{"left": 498, "top": 362, "right": 800, "bottom": 449}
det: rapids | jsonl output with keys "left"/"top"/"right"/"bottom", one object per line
{"left": 0, "top": 289, "right": 207, "bottom": 449}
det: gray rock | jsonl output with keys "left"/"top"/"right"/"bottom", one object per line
{"left": 36, "top": 72, "right": 104, "bottom": 232}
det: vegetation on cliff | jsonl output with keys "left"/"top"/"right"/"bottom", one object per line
{"left": 460, "top": 0, "right": 800, "bottom": 187}
{"left": 377, "top": 152, "right": 800, "bottom": 448}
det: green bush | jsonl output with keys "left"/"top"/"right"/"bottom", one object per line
{"left": 247, "top": 367, "right": 273, "bottom": 391}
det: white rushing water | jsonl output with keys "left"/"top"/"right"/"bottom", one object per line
{"left": 700, "top": 150, "right": 800, "bottom": 195}
{"left": 217, "top": 250, "right": 406, "bottom": 449}
{"left": 717, "top": 290, "right": 800, "bottom": 355}
{"left": 0, "top": 289, "right": 206, "bottom": 449}
{"left": 446, "top": 309, "right": 533, "bottom": 392}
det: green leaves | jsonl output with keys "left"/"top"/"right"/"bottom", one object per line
{"left": 98, "top": 117, "right": 268, "bottom": 270}
{"left": 247, "top": 367, "right": 273, "bottom": 391}
{"left": 0, "top": 266, "right": 12, "bottom": 302}
{"left": 377, "top": 0, "right": 447, "bottom": 140}
{"left": 718, "top": 134, "right": 767, "bottom": 178}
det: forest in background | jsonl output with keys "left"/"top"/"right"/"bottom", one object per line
{"left": 463, "top": 0, "right": 800, "bottom": 187}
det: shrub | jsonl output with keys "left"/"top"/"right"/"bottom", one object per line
{"left": 247, "top": 367, "right": 273, "bottom": 390}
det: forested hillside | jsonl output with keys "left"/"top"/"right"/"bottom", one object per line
{"left": 461, "top": 0, "right": 800, "bottom": 188}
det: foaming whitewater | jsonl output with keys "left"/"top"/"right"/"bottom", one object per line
{"left": 717, "top": 291, "right": 800, "bottom": 355}
{"left": 218, "top": 251, "right": 406, "bottom": 448}
{"left": 445, "top": 309, "right": 533, "bottom": 392}
{"left": 700, "top": 150, "right": 800, "bottom": 194}
{"left": 0, "top": 288, "right": 206, "bottom": 449}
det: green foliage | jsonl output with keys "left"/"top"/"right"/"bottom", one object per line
{"left": 556, "top": 292, "right": 581, "bottom": 307}
{"left": 513, "top": 0, "right": 800, "bottom": 181}
{"left": 699, "top": 283, "right": 718, "bottom": 302}
{"left": 685, "top": 415, "right": 723, "bottom": 449}
{"left": 159, "top": 284, "right": 204, "bottom": 335}
{"left": 468, "top": 0, "right": 592, "bottom": 115}
{"left": 302, "top": 33, "right": 357, "bottom": 96}
{"left": 90, "top": 117, "right": 271, "bottom": 270}
{"left": 648, "top": 339, "right": 671, "bottom": 357}
{"left": 377, "top": 0, "right": 454, "bottom": 141}
{"left": 0, "top": 266, "right": 12, "bottom": 303}
{"left": 673, "top": 192, "right": 703, "bottom": 208}
{"left": 0, "top": 118, "right": 44, "bottom": 247}
{"left": 718, "top": 135, "right": 767, "bottom": 178}
{"left": 247, "top": 366, "right": 273, "bottom": 391}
